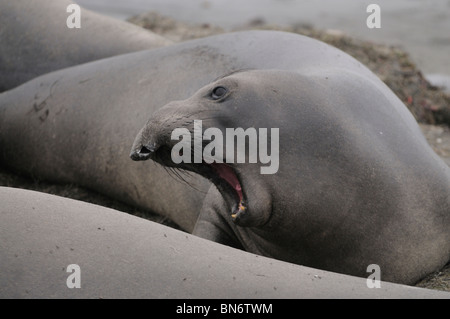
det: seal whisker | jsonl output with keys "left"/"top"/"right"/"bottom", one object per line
{"left": 174, "top": 168, "right": 209, "bottom": 194}
{"left": 162, "top": 165, "right": 207, "bottom": 194}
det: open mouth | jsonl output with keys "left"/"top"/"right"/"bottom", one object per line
{"left": 208, "top": 163, "right": 247, "bottom": 221}
{"left": 185, "top": 161, "right": 247, "bottom": 222}
{"left": 130, "top": 143, "right": 247, "bottom": 222}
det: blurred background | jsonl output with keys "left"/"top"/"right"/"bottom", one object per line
{"left": 75, "top": 0, "right": 450, "bottom": 91}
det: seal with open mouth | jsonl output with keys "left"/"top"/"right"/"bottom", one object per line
{"left": 1, "top": 30, "right": 382, "bottom": 233}
{"left": 130, "top": 70, "right": 277, "bottom": 229}
{"left": 131, "top": 69, "right": 450, "bottom": 285}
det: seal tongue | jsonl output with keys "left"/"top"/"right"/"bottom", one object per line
{"left": 210, "top": 163, "right": 243, "bottom": 201}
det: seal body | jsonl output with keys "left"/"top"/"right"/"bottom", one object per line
{"left": 0, "top": 0, "right": 171, "bottom": 92}
{"left": 0, "top": 186, "right": 448, "bottom": 298}
{"left": 1, "top": 30, "right": 382, "bottom": 231}
{"left": 2, "top": 28, "right": 449, "bottom": 283}
{"left": 131, "top": 68, "right": 450, "bottom": 285}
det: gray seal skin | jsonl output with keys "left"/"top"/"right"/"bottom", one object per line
{"left": 0, "top": 30, "right": 385, "bottom": 232}
{"left": 1, "top": 187, "right": 448, "bottom": 299}
{"left": 131, "top": 68, "right": 450, "bottom": 285}
{"left": 0, "top": 0, "right": 171, "bottom": 92}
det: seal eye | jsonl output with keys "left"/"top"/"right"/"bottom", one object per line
{"left": 211, "top": 86, "right": 228, "bottom": 100}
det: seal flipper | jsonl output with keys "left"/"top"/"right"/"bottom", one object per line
{"left": 193, "top": 186, "right": 244, "bottom": 250}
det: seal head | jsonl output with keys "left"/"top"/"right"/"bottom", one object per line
{"left": 131, "top": 70, "right": 275, "bottom": 227}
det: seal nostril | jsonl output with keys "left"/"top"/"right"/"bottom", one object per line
{"left": 140, "top": 143, "right": 158, "bottom": 154}
{"left": 130, "top": 143, "right": 158, "bottom": 161}
{"left": 139, "top": 146, "right": 152, "bottom": 155}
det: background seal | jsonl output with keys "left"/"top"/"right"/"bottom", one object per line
{"left": 0, "top": 0, "right": 171, "bottom": 92}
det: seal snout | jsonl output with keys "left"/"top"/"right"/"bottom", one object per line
{"left": 130, "top": 143, "right": 159, "bottom": 161}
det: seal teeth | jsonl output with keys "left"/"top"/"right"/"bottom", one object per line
{"left": 231, "top": 200, "right": 246, "bottom": 220}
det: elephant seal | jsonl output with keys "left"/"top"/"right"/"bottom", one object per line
{"left": 0, "top": 0, "right": 171, "bottom": 92}
{"left": 0, "top": 30, "right": 387, "bottom": 232}
{"left": 130, "top": 68, "right": 450, "bottom": 285}
{"left": 0, "top": 187, "right": 448, "bottom": 299}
